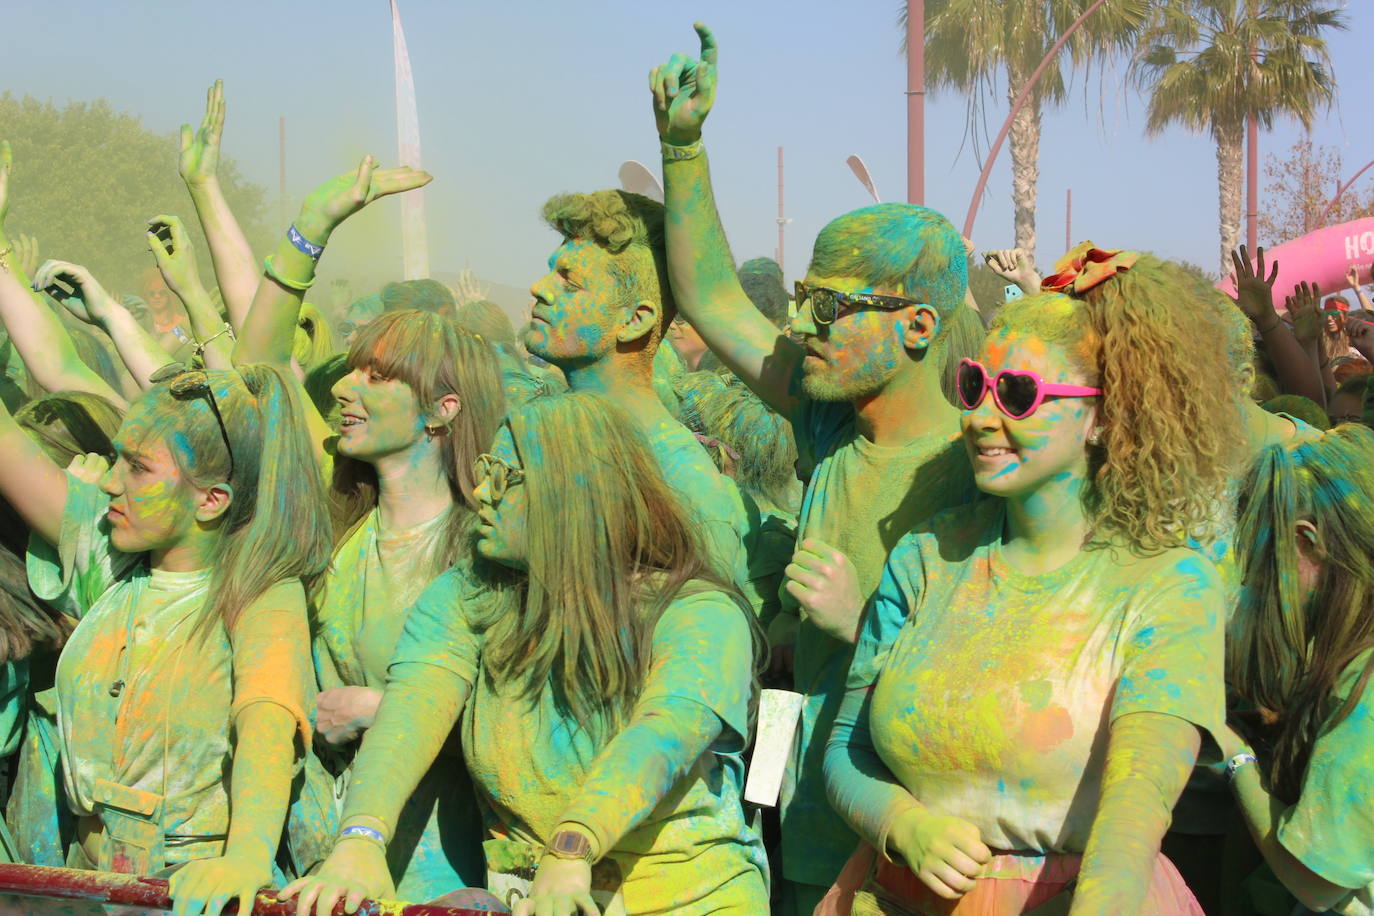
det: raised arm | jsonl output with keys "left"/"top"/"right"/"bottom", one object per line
{"left": 0, "top": 142, "right": 124, "bottom": 405}
{"left": 179, "top": 80, "right": 259, "bottom": 328}
{"left": 32, "top": 260, "right": 169, "bottom": 392}
{"left": 146, "top": 215, "right": 234, "bottom": 369}
{"left": 234, "top": 156, "right": 430, "bottom": 464}
{"left": 984, "top": 248, "right": 1042, "bottom": 294}
{"left": 1346, "top": 265, "right": 1373, "bottom": 313}
{"left": 1229, "top": 246, "right": 1326, "bottom": 407}
{"left": 0, "top": 384, "right": 70, "bottom": 547}
{"left": 653, "top": 24, "right": 804, "bottom": 417}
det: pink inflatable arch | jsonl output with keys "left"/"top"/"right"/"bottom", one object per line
{"left": 1217, "top": 217, "right": 1374, "bottom": 300}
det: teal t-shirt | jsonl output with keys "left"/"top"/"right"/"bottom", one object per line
{"left": 642, "top": 416, "right": 754, "bottom": 590}
{"left": 1275, "top": 650, "right": 1374, "bottom": 914}
{"left": 779, "top": 396, "right": 979, "bottom": 887}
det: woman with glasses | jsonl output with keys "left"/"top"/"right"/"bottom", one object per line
{"left": 284, "top": 393, "right": 767, "bottom": 916}
{"left": 818, "top": 247, "right": 1247, "bottom": 914}
{"left": 232, "top": 158, "right": 505, "bottom": 900}
{"left": 0, "top": 359, "right": 331, "bottom": 915}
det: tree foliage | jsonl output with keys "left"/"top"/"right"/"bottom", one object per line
{"left": 0, "top": 93, "right": 270, "bottom": 296}
{"left": 1260, "top": 137, "right": 1374, "bottom": 246}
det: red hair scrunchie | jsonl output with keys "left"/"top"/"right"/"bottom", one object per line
{"left": 1040, "top": 240, "right": 1139, "bottom": 294}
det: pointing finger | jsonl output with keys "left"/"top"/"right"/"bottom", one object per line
{"left": 695, "top": 21, "right": 718, "bottom": 65}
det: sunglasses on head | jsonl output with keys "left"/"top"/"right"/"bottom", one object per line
{"left": 473, "top": 452, "right": 525, "bottom": 503}
{"left": 793, "top": 282, "right": 923, "bottom": 326}
{"left": 957, "top": 358, "right": 1101, "bottom": 420}
{"left": 149, "top": 363, "right": 235, "bottom": 481}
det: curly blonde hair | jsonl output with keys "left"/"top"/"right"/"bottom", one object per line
{"left": 990, "top": 255, "right": 1246, "bottom": 553}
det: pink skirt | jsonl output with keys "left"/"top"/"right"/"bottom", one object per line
{"left": 814, "top": 843, "right": 1204, "bottom": 916}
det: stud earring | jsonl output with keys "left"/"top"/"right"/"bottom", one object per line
{"left": 1087, "top": 428, "right": 1104, "bottom": 446}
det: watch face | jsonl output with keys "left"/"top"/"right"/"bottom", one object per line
{"left": 552, "top": 831, "right": 591, "bottom": 858}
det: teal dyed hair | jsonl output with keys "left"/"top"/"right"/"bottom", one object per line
{"left": 807, "top": 204, "right": 967, "bottom": 319}
{"left": 1232, "top": 424, "right": 1374, "bottom": 802}
{"left": 808, "top": 203, "right": 980, "bottom": 405}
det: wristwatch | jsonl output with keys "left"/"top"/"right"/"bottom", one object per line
{"left": 547, "top": 829, "right": 596, "bottom": 864}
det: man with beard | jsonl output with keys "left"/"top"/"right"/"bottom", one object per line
{"left": 651, "top": 24, "right": 984, "bottom": 912}
{"left": 523, "top": 188, "right": 750, "bottom": 587}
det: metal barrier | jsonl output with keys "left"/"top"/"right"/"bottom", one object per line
{"left": 0, "top": 864, "right": 501, "bottom": 915}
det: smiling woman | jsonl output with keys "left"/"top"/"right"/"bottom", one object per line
{"left": 821, "top": 250, "right": 1250, "bottom": 916}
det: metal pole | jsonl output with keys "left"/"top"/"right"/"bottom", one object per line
{"left": 1317, "top": 157, "right": 1374, "bottom": 223}
{"left": 962, "top": 0, "right": 1110, "bottom": 238}
{"left": 0, "top": 863, "right": 491, "bottom": 916}
{"left": 777, "top": 146, "right": 785, "bottom": 275}
{"left": 1065, "top": 188, "right": 1072, "bottom": 253}
{"left": 1246, "top": 0, "right": 1258, "bottom": 251}
{"left": 906, "top": 0, "right": 925, "bottom": 204}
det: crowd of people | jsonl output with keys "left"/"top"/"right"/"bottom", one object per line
{"left": 0, "top": 22, "right": 1371, "bottom": 916}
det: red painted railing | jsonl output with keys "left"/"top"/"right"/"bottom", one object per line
{"left": 0, "top": 863, "right": 500, "bottom": 915}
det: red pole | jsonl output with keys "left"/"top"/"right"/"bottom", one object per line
{"left": 1065, "top": 188, "right": 1072, "bottom": 254}
{"left": 962, "top": 0, "right": 1110, "bottom": 238}
{"left": 907, "top": 0, "right": 925, "bottom": 204}
{"left": 1317, "top": 157, "right": 1374, "bottom": 223}
{"left": 1246, "top": 0, "right": 1258, "bottom": 251}
{"left": 777, "top": 145, "right": 785, "bottom": 274}
{"left": 0, "top": 864, "right": 493, "bottom": 916}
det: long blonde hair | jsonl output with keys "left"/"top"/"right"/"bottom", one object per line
{"left": 135, "top": 364, "right": 333, "bottom": 633}
{"left": 478, "top": 393, "right": 761, "bottom": 742}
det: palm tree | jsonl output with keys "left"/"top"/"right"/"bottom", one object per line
{"left": 1133, "top": 0, "right": 1345, "bottom": 273}
{"left": 900, "top": 1, "right": 1148, "bottom": 259}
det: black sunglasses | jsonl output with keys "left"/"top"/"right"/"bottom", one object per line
{"left": 794, "top": 282, "right": 922, "bottom": 326}
{"left": 149, "top": 363, "right": 235, "bottom": 482}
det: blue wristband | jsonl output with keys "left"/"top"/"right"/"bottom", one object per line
{"left": 340, "top": 824, "right": 386, "bottom": 846}
{"left": 287, "top": 224, "right": 325, "bottom": 260}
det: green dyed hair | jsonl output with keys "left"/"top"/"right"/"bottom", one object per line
{"left": 739, "top": 257, "right": 790, "bottom": 328}
{"left": 132, "top": 364, "right": 333, "bottom": 634}
{"left": 292, "top": 302, "right": 337, "bottom": 373}
{"left": 807, "top": 203, "right": 982, "bottom": 405}
{"left": 15, "top": 390, "right": 121, "bottom": 465}
{"left": 1231, "top": 424, "right": 1374, "bottom": 802}
{"left": 697, "top": 377, "right": 800, "bottom": 515}
{"left": 1262, "top": 395, "right": 1330, "bottom": 431}
{"left": 328, "top": 310, "right": 505, "bottom": 576}
{"left": 454, "top": 299, "right": 518, "bottom": 348}
{"left": 381, "top": 279, "right": 456, "bottom": 316}
{"left": 990, "top": 254, "right": 1246, "bottom": 553}
{"left": 479, "top": 392, "right": 760, "bottom": 744}
{"left": 540, "top": 189, "right": 675, "bottom": 334}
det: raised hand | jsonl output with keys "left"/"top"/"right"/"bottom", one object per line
{"left": 887, "top": 807, "right": 992, "bottom": 900}
{"left": 649, "top": 22, "right": 719, "bottom": 145}
{"left": 1228, "top": 245, "right": 1280, "bottom": 327}
{"left": 31, "top": 260, "right": 117, "bottom": 325}
{"left": 452, "top": 267, "right": 490, "bottom": 307}
{"left": 67, "top": 453, "right": 110, "bottom": 487}
{"left": 984, "top": 248, "right": 1040, "bottom": 292}
{"left": 179, "top": 80, "right": 225, "bottom": 187}
{"left": 1284, "top": 281, "right": 1323, "bottom": 347}
{"left": 296, "top": 156, "right": 432, "bottom": 243}
{"left": 1348, "top": 265, "right": 1362, "bottom": 290}
{"left": 13, "top": 233, "right": 40, "bottom": 278}
{"left": 784, "top": 538, "right": 863, "bottom": 644}
{"left": 1347, "top": 316, "right": 1374, "bottom": 363}
{"left": 145, "top": 214, "right": 202, "bottom": 295}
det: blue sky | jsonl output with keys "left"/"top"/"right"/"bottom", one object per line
{"left": 1, "top": 0, "right": 1369, "bottom": 299}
